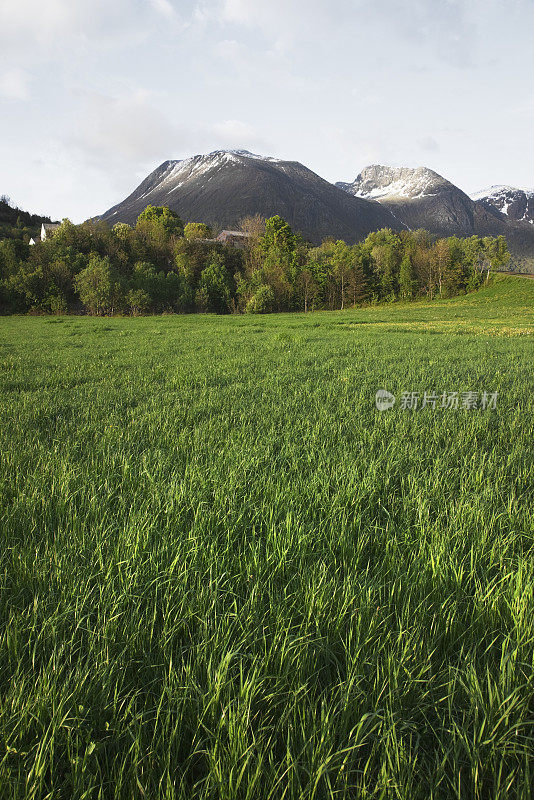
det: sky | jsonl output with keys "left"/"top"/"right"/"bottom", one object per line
{"left": 1, "top": 0, "right": 533, "bottom": 222}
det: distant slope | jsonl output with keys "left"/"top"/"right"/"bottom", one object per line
{"left": 337, "top": 165, "right": 534, "bottom": 271}
{"left": 97, "top": 150, "right": 405, "bottom": 244}
{"left": 471, "top": 185, "right": 534, "bottom": 226}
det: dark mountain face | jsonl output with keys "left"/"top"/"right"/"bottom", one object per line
{"left": 471, "top": 186, "right": 534, "bottom": 226}
{"left": 97, "top": 150, "right": 404, "bottom": 244}
{"left": 337, "top": 165, "right": 534, "bottom": 266}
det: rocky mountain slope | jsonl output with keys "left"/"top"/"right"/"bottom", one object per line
{"left": 97, "top": 150, "right": 404, "bottom": 244}
{"left": 338, "top": 165, "right": 489, "bottom": 237}
{"left": 471, "top": 185, "right": 534, "bottom": 226}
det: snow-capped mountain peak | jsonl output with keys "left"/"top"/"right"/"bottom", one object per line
{"left": 97, "top": 148, "right": 402, "bottom": 242}
{"left": 133, "top": 150, "right": 284, "bottom": 202}
{"left": 335, "top": 163, "right": 483, "bottom": 239}
{"left": 213, "top": 149, "right": 282, "bottom": 161}
{"left": 471, "top": 185, "right": 514, "bottom": 201}
{"left": 140, "top": 150, "right": 289, "bottom": 194}
{"left": 471, "top": 185, "right": 534, "bottom": 224}
{"left": 338, "top": 165, "right": 450, "bottom": 201}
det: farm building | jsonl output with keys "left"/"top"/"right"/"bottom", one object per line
{"left": 216, "top": 230, "right": 251, "bottom": 248}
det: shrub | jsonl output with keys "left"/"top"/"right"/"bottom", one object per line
{"left": 246, "top": 284, "right": 275, "bottom": 313}
{"left": 127, "top": 288, "right": 151, "bottom": 315}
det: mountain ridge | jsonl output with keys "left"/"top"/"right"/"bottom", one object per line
{"left": 95, "top": 152, "right": 534, "bottom": 267}
{"left": 97, "top": 150, "right": 405, "bottom": 244}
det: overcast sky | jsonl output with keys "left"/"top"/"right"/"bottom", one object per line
{"left": 1, "top": 0, "right": 533, "bottom": 222}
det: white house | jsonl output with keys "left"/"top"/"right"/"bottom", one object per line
{"left": 29, "top": 222, "right": 61, "bottom": 245}
{"left": 41, "top": 222, "right": 61, "bottom": 241}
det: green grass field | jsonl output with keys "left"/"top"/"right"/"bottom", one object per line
{"left": 1, "top": 275, "right": 533, "bottom": 799}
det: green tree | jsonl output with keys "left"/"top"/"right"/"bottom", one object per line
{"left": 365, "top": 229, "right": 401, "bottom": 300}
{"left": 296, "top": 266, "right": 320, "bottom": 312}
{"left": 136, "top": 206, "right": 184, "bottom": 269}
{"left": 0, "top": 240, "right": 20, "bottom": 279}
{"left": 127, "top": 288, "right": 151, "bottom": 315}
{"left": 246, "top": 284, "right": 275, "bottom": 313}
{"left": 113, "top": 222, "right": 133, "bottom": 242}
{"left": 197, "top": 253, "right": 232, "bottom": 313}
{"left": 260, "top": 216, "right": 298, "bottom": 309}
{"left": 262, "top": 215, "right": 295, "bottom": 255}
{"left": 347, "top": 244, "right": 371, "bottom": 305}
{"left": 399, "top": 253, "right": 416, "bottom": 299}
{"left": 74, "top": 254, "right": 121, "bottom": 315}
{"left": 432, "top": 239, "right": 451, "bottom": 296}
{"left": 175, "top": 239, "right": 237, "bottom": 309}
{"left": 484, "top": 235, "right": 510, "bottom": 274}
{"left": 184, "top": 222, "right": 213, "bottom": 241}
{"left": 443, "top": 237, "right": 470, "bottom": 296}
{"left": 136, "top": 206, "right": 184, "bottom": 238}
{"left": 331, "top": 241, "right": 353, "bottom": 309}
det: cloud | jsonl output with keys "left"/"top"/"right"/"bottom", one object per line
{"left": 213, "top": 119, "right": 256, "bottom": 140}
{"left": 193, "top": 2, "right": 214, "bottom": 26}
{"left": 69, "top": 90, "right": 194, "bottom": 168}
{"left": 219, "top": 0, "right": 334, "bottom": 29}
{"left": 0, "top": 69, "right": 31, "bottom": 100}
{"left": 216, "top": 0, "right": 482, "bottom": 64}
{"left": 0, "top": 0, "right": 130, "bottom": 51}
{"left": 218, "top": 0, "right": 333, "bottom": 49}
{"left": 69, "top": 89, "right": 268, "bottom": 174}
{"left": 150, "top": 0, "right": 177, "bottom": 18}
{"left": 419, "top": 136, "right": 440, "bottom": 153}
{"left": 328, "top": 126, "right": 397, "bottom": 175}
{"left": 369, "top": 0, "right": 478, "bottom": 67}
{"left": 219, "top": 0, "right": 262, "bottom": 26}
{"left": 2, "top": 0, "right": 533, "bottom": 221}
{"left": 0, "top": 0, "right": 190, "bottom": 65}
{"left": 214, "top": 38, "right": 244, "bottom": 62}
{"left": 212, "top": 119, "right": 271, "bottom": 152}
{"left": 148, "top": 0, "right": 189, "bottom": 29}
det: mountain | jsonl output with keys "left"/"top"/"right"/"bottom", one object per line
{"left": 337, "top": 165, "right": 534, "bottom": 268}
{"left": 470, "top": 186, "right": 534, "bottom": 226}
{"left": 338, "top": 165, "right": 453, "bottom": 202}
{"left": 337, "top": 165, "right": 491, "bottom": 237}
{"left": 97, "top": 150, "right": 404, "bottom": 244}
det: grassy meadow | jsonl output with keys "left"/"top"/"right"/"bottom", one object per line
{"left": 0, "top": 275, "right": 533, "bottom": 799}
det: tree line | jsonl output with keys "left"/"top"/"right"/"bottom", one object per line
{"left": 0, "top": 205, "right": 510, "bottom": 315}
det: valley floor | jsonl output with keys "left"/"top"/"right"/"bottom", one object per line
{"left": 0, "top": 275, "right": 533, "bottom": 799}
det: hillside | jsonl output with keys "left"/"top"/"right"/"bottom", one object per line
{"left": 97, "top": 150, "right": 404, "bottom": 244}
{"left": 0, "top": 196, "right": 56, "bottom": 244}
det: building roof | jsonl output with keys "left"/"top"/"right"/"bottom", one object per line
{"left": 217, "top": 230, "right": 251, "bottom": 238}
{"left": 42, "top": 223, "right": 61, "bottom": 231}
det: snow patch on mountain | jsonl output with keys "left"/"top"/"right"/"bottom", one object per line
{"left": 470, "top": 184, "right": 534, "bottom": 201}
{"left": 138, "top": 150, "right": 287, "bottom": 199}
{"left": 471, "top": 185, "right": 534, "bottom": 224}
{"left": 340, "top": 165, "right": 449, "bottom": 201}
